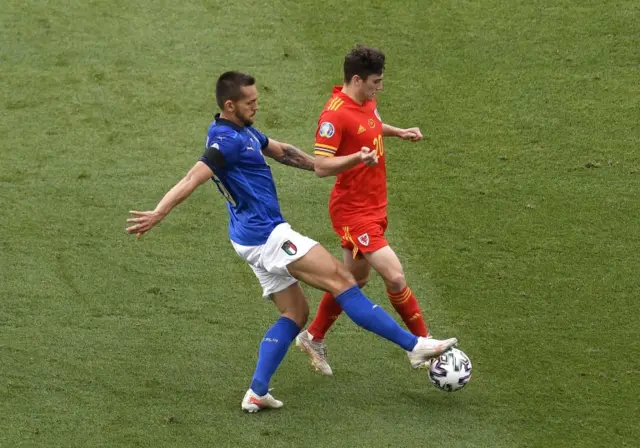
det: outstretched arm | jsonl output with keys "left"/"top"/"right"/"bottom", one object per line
{"left": 126, "top": 161, "right": 213, "bottom": 238}
{"left": 314, "top": 147, "right": 378, "bottom": 178}
{"left": 263, "top": 138, "right": 315, "bottom": 171}
{"left": 382, "top": 123, "right": 423, "bottom": 142}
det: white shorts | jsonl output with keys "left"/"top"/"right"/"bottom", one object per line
{"left": 231, "top": 223, "right": 318, "bottom": 298}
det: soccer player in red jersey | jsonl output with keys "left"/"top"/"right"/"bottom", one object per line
{"left": 296, "top": 45, "right": 455, "bottom": 375}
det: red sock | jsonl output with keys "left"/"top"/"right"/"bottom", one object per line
{"left": 307, "top": 292, "right": 344, "bottom": 340}
{"left": 387, "top": 286, "right": 429, "bottom": 337}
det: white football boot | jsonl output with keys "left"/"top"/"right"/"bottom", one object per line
{"left": 408, "top": 352, "right": 432, "bottom": 369}
{"left": 407, "top": 336, "right": 458, "bottom": 368}
{"left": 241, "top": 389, "right": 283, "bottom": 413}
{"left": 295, "top": 330, "right": 333, "bottom": 376}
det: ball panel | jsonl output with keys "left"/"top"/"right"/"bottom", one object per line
{"left": 428, "top": 348, "right": 472, "bottom": 392}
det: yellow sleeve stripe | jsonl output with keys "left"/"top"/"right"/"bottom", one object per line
{"left": 314, "top": 143, "right": 338, "bottom": 150}
{"left": 327, "top": 98, "right": 344, "bottom": 111}
{"left": 314, "top": 148, "right": 335, "bottom": 157}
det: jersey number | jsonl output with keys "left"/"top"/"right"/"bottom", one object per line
{"left": 373, "top": 134, "right": 384, "bottom": 157}
{"left": 212, "top": 174, "right": 236, "bottom": 207}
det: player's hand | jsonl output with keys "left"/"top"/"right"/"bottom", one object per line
{"left": 398, "top": 127, "right": 423, "bottom": 142}
{"left": 126, "top": 210, "right": 163, "bottom": 239}
{"left": 359, "top": 146, "right": 378, "bottom": 167}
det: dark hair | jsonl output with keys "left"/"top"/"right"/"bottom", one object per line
{"left": 343, "top": 45, "right": 385, "bottom": 83}
{"left": 215, "top": 71, "right": 256, "bottom": 109}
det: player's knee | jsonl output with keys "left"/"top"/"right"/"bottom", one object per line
{"left": 385, "top": 272, "right": 406, "bottom": 292}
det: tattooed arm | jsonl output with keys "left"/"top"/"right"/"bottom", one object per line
{"left": 263, "top": 139, "right": 315, "bottom": 171}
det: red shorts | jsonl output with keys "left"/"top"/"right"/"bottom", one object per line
{"left": 333, "top": 217, "right": 389, "bottom": 259}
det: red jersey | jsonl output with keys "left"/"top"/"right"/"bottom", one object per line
{"left": 314, "top": 86, "right": 387, "bottom": 226}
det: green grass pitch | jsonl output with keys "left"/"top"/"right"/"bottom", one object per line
{"left": 1, "top": 0, "right": 639, "bottom": 446}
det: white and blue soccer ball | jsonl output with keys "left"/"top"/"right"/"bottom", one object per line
{"left": 428, "top": 348, "right": 472, "bottom": 392}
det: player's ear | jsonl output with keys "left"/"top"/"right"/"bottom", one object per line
{"left": 224, "top": 99, "right": 234, "bottom": 113}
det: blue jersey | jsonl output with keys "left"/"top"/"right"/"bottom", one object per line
{"left": 199, "top": 114, "right": 285, "bottom": 246}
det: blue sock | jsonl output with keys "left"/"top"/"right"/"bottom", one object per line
{"left": 250, "top": 316, "right": 300, "bottom": 396}
{"left": 336, "top": 285, "right": 418, "bottom": 352}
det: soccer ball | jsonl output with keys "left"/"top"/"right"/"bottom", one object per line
{"left": 428, "top": 348, "right": 472, "bottom": 392}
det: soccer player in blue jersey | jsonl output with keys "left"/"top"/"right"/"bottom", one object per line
{"left": 126, "top": 71, "right": 457, "bottom": 413}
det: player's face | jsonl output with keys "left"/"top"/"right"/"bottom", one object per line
{"left": 232, "top": 85, "right": 259, "bottom": 126}
{"left": 360, "top": 73, "right": 384, "bottom": 101}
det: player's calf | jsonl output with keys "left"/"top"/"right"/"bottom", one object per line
{"left": 272, "top": 283, "right": 310, "bottom": 328}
